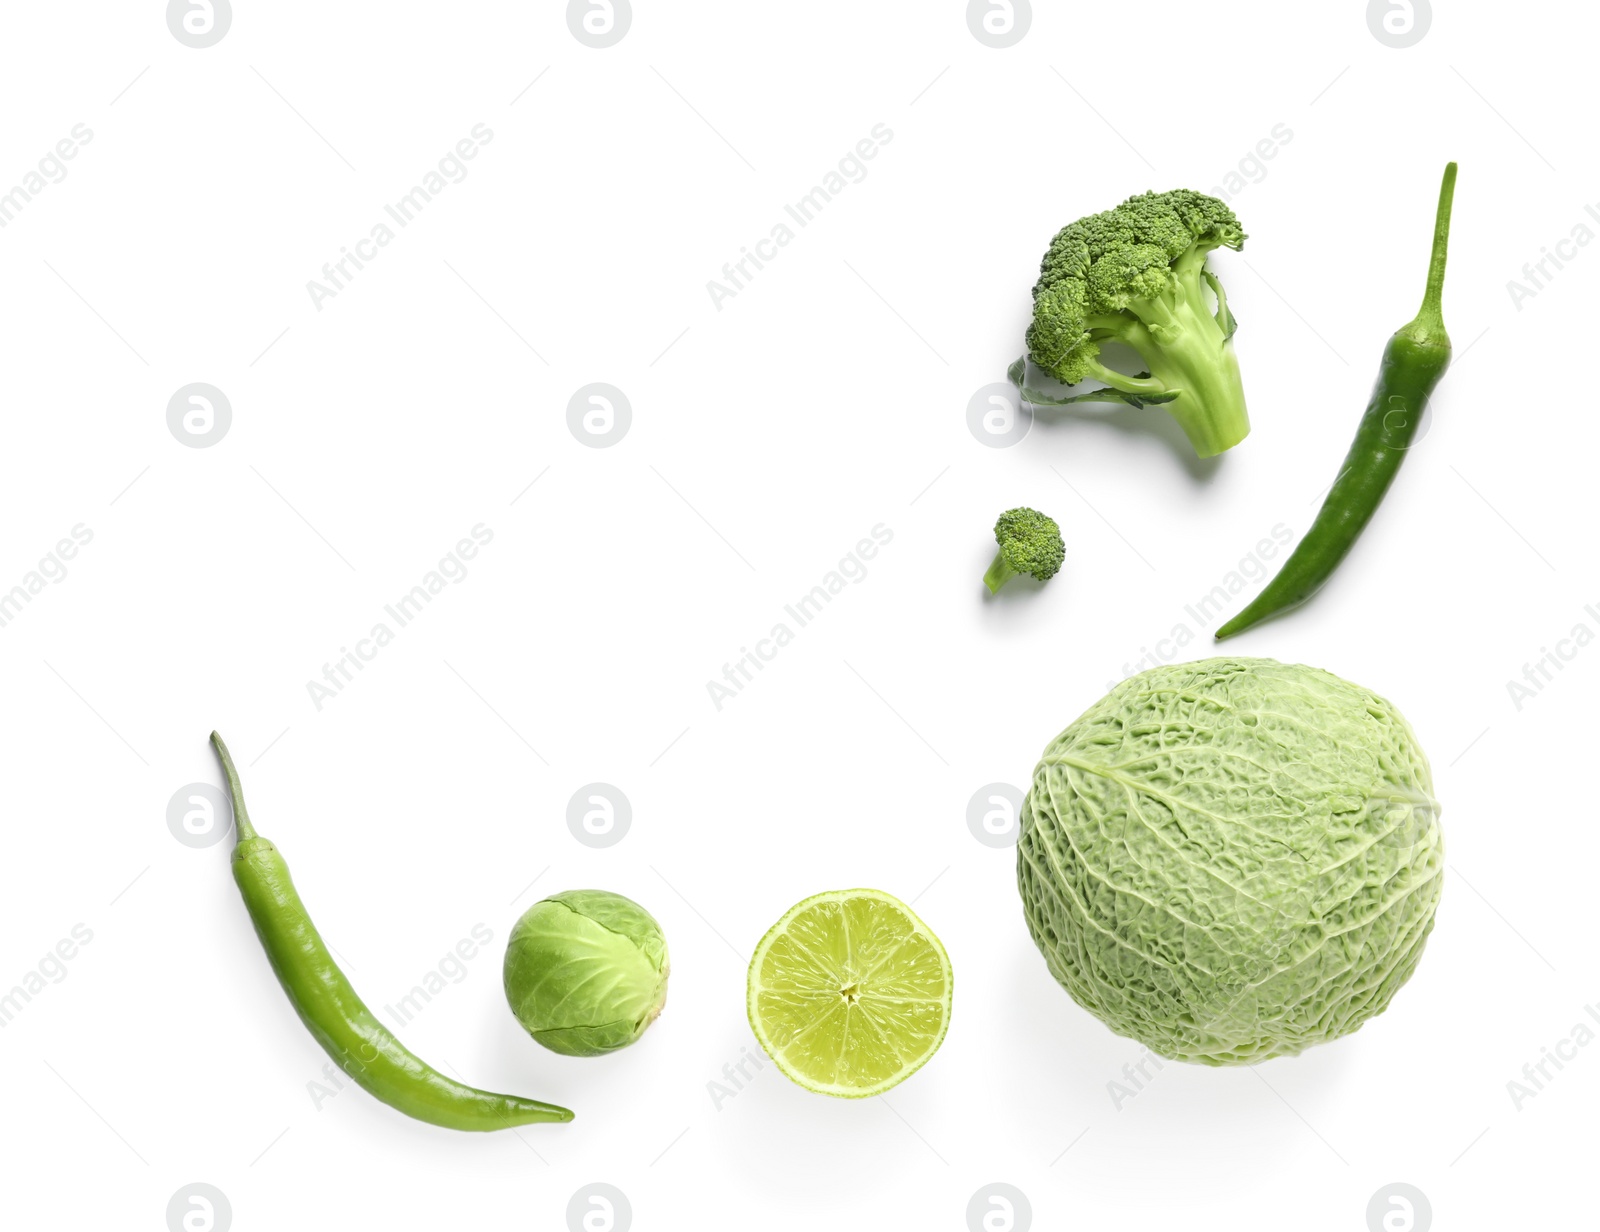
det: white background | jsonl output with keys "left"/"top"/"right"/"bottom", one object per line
{"left": 0, "top": 2, "right": 1592, "bottom": 1229}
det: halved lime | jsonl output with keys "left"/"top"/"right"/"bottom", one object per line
{"left": 747, "top": 889, "right": 952, "bottom": 1098}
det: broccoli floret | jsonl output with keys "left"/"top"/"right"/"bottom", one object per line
{"left": 1019, "top": 189, "right": 1250, "bottom": 457}
{"left": 984, "top": 507, "right": 1064, "bottom": 594}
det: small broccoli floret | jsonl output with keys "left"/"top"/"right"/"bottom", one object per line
{"left": 984, "top": 507, "right": 1064, "bottom": 594}
{"left": 1018, "top": 189, "right": 1250, "bottom": 458}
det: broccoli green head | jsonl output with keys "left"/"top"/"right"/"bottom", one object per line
{"left": 984, "top": 507, "right": 1064, "bottom": 594}
{"left": 1021, "top": 189, "right": 1250, "bottom": 458}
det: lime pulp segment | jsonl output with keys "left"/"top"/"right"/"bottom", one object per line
{"left": 747, "top": 889, "right": 952, "bottom": 1098}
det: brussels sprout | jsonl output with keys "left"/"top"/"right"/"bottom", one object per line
{"left": 503, "top": 889, "right": 669, "bottom": 1057}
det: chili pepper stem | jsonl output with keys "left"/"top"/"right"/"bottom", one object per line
{"left": 209, "top": 731, "right": 258, "bottom": 843}
{"left": 1399, "top": 162, "right": 1456, "bottom": 349}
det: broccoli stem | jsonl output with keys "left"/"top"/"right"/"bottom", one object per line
{"left": 1147, "top": 339, "right": 1248, "bottom": 457}
{"left": 1173, "top": 238, "right": 1228, "bottom": 280}
{"left": 983, "top": 553, "right": 1018, "bottom": 594}
{"left": 1201, "top": 270, "right": 1233, "bottom": 333}
{"left": 1082, "top": 358, "right": 1168, "bottom": 398}
{"left": 1124, "top": 283, "right": 1250, "bottom": 458}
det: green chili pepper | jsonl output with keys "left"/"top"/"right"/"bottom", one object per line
{"left": 210, "top": 732, "right": 573, "bottom": 1131}
{"left": 1215, "top": 163, "right": 1457, "bottom": 641}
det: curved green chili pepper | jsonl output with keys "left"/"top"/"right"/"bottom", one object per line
{"left": 1216, "top": 163, "right": 1457, "bottom": 641}
{"left": 211, "top": 732, "right": 573, "bottom": 1131}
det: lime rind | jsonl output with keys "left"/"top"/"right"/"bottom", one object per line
{"left": 746, "top": 889, "right": 952, "bottom": 1099}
